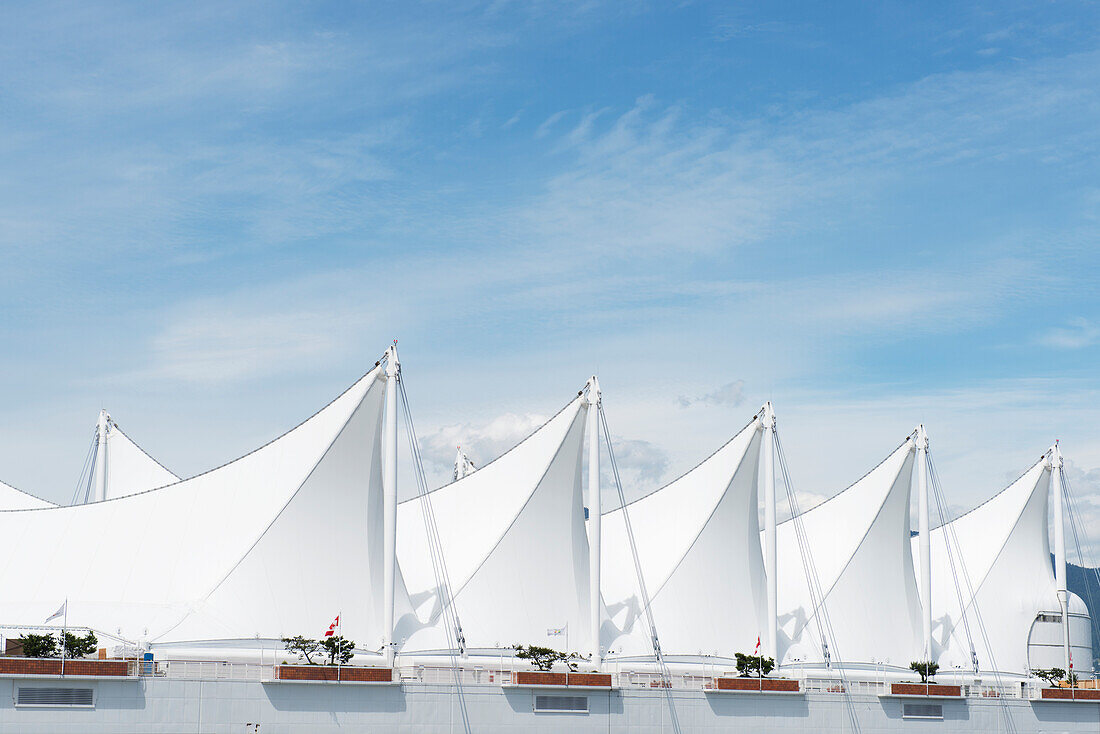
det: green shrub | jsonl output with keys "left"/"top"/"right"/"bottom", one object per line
{"left": 734, "top": 653, "right": 775, "bottom": 677}
{"left": 909, "top": 660, "right": 939, "bottom": 683}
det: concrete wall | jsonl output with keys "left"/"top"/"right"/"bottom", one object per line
{"left": 1, "top": 678, "right": 1099, "bottom": 733}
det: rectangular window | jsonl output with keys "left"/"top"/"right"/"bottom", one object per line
{"left": 533, "top": 694, "right": 588, "bottom": 713}
{"left": 902, "top": 702, "right": 943, "bottom": 719}
{"left": 16, "top": 687, "right": 94, "bottom": 707}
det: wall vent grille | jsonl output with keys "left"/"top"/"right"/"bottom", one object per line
{"left": 902, "top": 702, "right": 943, "bottom": 719}
{"left": 16, "top": 687, "right": 94, "bottom": 707}
{"left": 533, "top": 694, "right": 588, "bottom": 713}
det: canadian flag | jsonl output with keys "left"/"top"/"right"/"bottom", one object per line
{"left": 754, "top": 636, "right": 761, "bottom": 655}
{"left": 324, "top": 615, "right": 340, "bottom": 637}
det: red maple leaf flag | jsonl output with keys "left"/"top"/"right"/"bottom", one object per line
{"left": 324, "top": 615, "right": 340, "bottom": 637}
{"left": 754, "top": 636, "right": 761, "bottom": 655}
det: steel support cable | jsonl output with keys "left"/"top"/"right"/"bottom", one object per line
{"left": 397, "top": 376, "right": 464, "bottom": 646}
{"left": 394, "top": 361, "right": 471, "bottom": 734}
{"left": 774, "top": 429, "right": 860, "bottom": 734}
{"left": 927, "top": 455, "right": 1003, "bottom": 676}
{"left": 69, "top": 429, "right": 98, "bottom": 506}
{"left": 925, "top": 451, "right": 978, "bottom": 670}
{"left": 1061, "top": 468, "right": 1100, "bottom": 655}
{"left": 928, "top": 454, "right": 1014, "bottom": 734}
{"left": 599, "top": 404, "right": 682, "bottom": 734}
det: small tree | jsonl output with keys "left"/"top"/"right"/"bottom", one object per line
{"left": 19, "top": 634, "right": 58, "bottom": 658}
{"left": 1033, "top": 668, "right": 1066, "bottom": 687}
{"left": 513, "top": 645, "right": 580, "bottom": 672}
{"left": 282, "top": 636, "right": 323, "bottom": 665}
{"left": 64, "top": 631, "right": 99, "bottom": 658}
{"left": 321, "top": 635, "right": 355, "bottom": 666}
{"left": 734, "top": 653, "right": 775, "bottom": 678}
{"left": 909, "top": 660, "right": 939, "bottom": 683}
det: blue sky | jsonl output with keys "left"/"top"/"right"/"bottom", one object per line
{"left": 2, "top": 1, "right": 1100, "bottom": 551}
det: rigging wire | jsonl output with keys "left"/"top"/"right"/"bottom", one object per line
{"left": 393, "top": 351, "right": 471, "bottom": 734}
{"left": 599, "top": 402, "right": 682, "bottom": 734}
{"left": 68, "top": 428, "right": 99, "bottom": 506}
{"left": 1060, "top": 466, "right": 1100, "bottom": 668}
{"left": 773, "top": 428, "right": 860, "bottom": 734}
{"left": 927, "top": 452, "right": 1015, "bottom": 734}
{"left": 925, "top": 452, "right": 977, "bottom": 671}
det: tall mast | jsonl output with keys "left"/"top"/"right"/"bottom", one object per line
{"left": 94, "top": 409, "right": 109, "bottom": 503}
{"left": 586, "top": 377, "right": 602, "bottom": 667}
{"left": 916, "top": 424, "right": 931, "bottom": 662}
{"left": 762, "top": 402, "right": 777, "bottom": 662}
{"left": 382, "top": 346, "right": 399, "bottom": 665}
{"left": 1051, "top": 443, "right": 1072, "bottom": 676}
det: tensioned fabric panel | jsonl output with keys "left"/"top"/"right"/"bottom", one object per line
{"left": 397, "top": 397, "right": 588, "bottom": 611}
{"left": 156, "top": 372, "right": 413, "bottom": 648}
{"left": 602, "top": 422, "right": 764, "bottom": 659}
{"left": 103, "top": 424, "right": 180, "bottom": 500}
{"left": 0, "top": 368, "right": 384, "bottom": 643}
{"left": 923, "top": 460, "right": 1078, "bottom": 674}
{"left": 0, "top": 479, "right": 54, "bottom": 509}
{"left": 401, "top": 401, "right": 589, "bottom": 653}
{"left": 775, "top": 439, "right": 917, "bottom": 666}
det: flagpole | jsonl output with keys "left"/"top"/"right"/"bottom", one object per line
{"left": 60, "top": 598, "right": 67, "bottom": 678}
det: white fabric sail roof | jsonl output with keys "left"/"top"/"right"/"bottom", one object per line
{"left": 101, "top": 422, "right": 180, "bottom": 500}
{"left": 0, "top": 417, "right": 176, "bottom": 510}
{"left": 602, "top": 419, "right": 764, "bottom": 660}
{"left": 399, "top": 396, "right": 589, "bottom": 653}
{"left": 0, "top": 367, "right": 403, "bottom": 648}
{"left": 0, "top": 479, "right": 54, "bottom": 510}
{"left": 776, "top": 437, "right": 922, "bottom": 667}
{"left": 920, "top": 458, "right": 1088, "bottom": 674}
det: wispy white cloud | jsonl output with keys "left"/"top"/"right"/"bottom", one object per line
{"left": 149, "top": 305, "right": 348, "bottom": 384}
{"left": 536, "top": 110, "right": 570, "bottom": 138}
{"left": 678, "top": 380, "right": 746, "bottom": 409}
{"left": 1040, "top": 318, "right": 1100, "bottom": 349}
{"left": 418, "top": 412, "right": 550, "bottom": 476}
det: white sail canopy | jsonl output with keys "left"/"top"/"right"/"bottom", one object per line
{"left": 0, "top": 479, "right": 54, "bottom": 510}
{"left": 921, "top": 458, "right": 1091, "bottom": 674}
{"left": 399, "top": 396, "right": 589, "bottom": 653}
{"left": 0, "top": 367, "right": 399, "bottom": 647}
{"left": 101, "top": 422, "right": 180, "bottom": 500}
{"left": 602, "top": 418, "right": 764, "bottom": 660}
{"left": 776, "top": 437, "right": 922, "bottom": 667}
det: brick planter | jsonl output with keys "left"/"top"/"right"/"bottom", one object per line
{"left": 0, "top": 658, "right": 129, "bottom": 677}
{"left": 274, "top": 665, "right": 392, "bottom": 682}
{"left": 891, "top": 683, "right": 961, "bottom": 697}
{"left": 715, "top": 677, "right": 800, "bottom": 693}
{"left": 1041, "top": 688, "right": 1100, "bottom": 700}
{"left": 566, "top": 673, "right": 612, "bottom": 687}
{"left": 511, "top": 671, "right": 612, "bottom": 687}
{"left": 514, "top": 671, "right": 567, "bottom": 686}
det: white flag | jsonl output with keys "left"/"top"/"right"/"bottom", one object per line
{"left": 547, "top": 627, "right": 564, "bottom": 636}
{"left": 44, "top": 602, "right": 66, "bottom": 624}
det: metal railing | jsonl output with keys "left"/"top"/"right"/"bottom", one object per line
{"left": 127, "top": 659, "right": 1045, "bottom": 700}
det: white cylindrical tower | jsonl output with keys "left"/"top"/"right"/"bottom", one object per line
{"left": 762, "top": 402, "right": 777, "bottom": 662}
{"left": 1051, "top": 443, "right": 1072, "bottom": 676}
{"left": 94, "top": 409, "right": 109, "bottom": 503}
{"left": 586, "top": 377, "right": 602, "bottom": 667}
{"left": 382, "top": 347, "right": 399, "bottom": 665}
{"left": 916, "top": 425, "right": 931, "bottom": 661}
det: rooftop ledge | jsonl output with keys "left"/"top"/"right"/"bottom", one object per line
{"left": 0, "top": 658, "right": 135, "bottom": 679}
{"left": 505, "top": 671, "right": 614, "bottom": 688}
{"left": 267, "top": 665, "right": 395, "bottom": 684}
{"left": 881, "top": 683, "right": 963, "bottom": 698}
{"left": 705, "top": 678, "right": 802, "bottom": 695}
{"left": 1035, "top": 688, "right": 1100, "bottom": 702}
